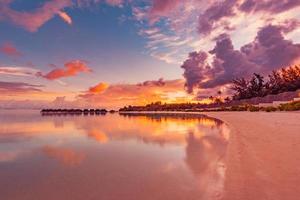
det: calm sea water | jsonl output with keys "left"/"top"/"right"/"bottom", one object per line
{"left": 0, "top": 110, "right": 230, "bottom": 200}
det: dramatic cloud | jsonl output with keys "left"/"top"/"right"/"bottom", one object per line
{"left": 39, "top": 60, "right": 92, "bottom": 80}
{"left": 132, "top": 0, "right": 300, "bottom": 65}
{"left": 241, "top": 24, "right": 300, "bottom": 70}
{"left": 181, "top": 51, "right": 214, "bottom": 93}
{"left": 0, "top": 0, "right": 72, "bottom": 32}
{"left": 0, "top": 81, "right": 43, "bottom": 93}
{"left": 0, "top": 42, "right": 22, "bottom": 57}
{"left": 182, "top": 24, "right": 300, "bottom": 92}
{"left": 1, "top": 0, "right": 299, "bottom": 105}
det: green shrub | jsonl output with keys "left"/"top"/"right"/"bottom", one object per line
{"left": 230, "top": 105, "right": 247, "bottom": 111}
{"left": 262, "top": 106, "right": 277, "bottom": 112}
{"left": 249, "top": 105, "right": 260, "bottom": 112}
{"left": 278, "top": 101, "right": 300, "bottom": 111}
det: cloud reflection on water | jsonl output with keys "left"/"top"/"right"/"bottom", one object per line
{"left": 42, "top": 145, "right": 86, "bottom": 167}
{"left": 0, "top": 110, "right": 229, "bottom": 200}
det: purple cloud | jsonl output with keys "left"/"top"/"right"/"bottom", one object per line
{"left": 148, "top": 0, "right": 182, "bottom": 23}
{"left": 0, "top": 81, "right": 43, "bottom": 93}
{"left": 181, "top": 51, "right": 215, "bottom": 93}
{"left": 242, "top": 24, "right": 300, "bottom": 71}
{"left": 198, "top": 0, "right": 237, "bottom": 35}
{"left": 182, "top": 24, "right": 300, "bottom": 92}
{"left": 137, "top": 78, "right": 166, "bottom": 87}
{"left": 197, "top": 0, "right": 300, "bottom": 35}
{"left": 240, "top": 0, "right": 300, "bottom": 14}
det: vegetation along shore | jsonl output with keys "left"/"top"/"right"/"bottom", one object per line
{"left": 120, "top": 65, "right": 300, "bottom": 112}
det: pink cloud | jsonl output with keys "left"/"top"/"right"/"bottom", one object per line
{"left": 0, "top": 0, "right": 72, "bottom": 32}
{"left": 0, "top": 42, "right": 22, "bottom": 57}
{"left": 39, "top": 60, "right": 92, "bottom": 80}
{"left": 0, "top": 0, "right": 128, "bottom": 32}
{"left": 0, "top": 81, "right": 43, "bottom": 94}
{"left": 0, "top": 60, "right": 91, "bottom": 80}
{"left": 89, "top": 82, "right": 109, "bottom": 94}
{"left": 148, "top": 0, "right": 181, "bottom": 23}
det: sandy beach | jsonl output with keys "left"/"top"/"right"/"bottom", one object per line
{"left": 204, "top": 112, "right": 300, "bottom": 200}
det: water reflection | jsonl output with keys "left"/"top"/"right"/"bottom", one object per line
{"left": 87, "top": 129, "right": 109, "bottom": 144}
{"left": 42, "top": 145, "right": 86, "bottom": 167}
{"left": 0, "top": 110, "right": 229, "bottom": 200}
{"left": 185, "top": 132, "right": 227, "bottom": 199}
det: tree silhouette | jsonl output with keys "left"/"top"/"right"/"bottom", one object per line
{"left": 232, "top": 65, "right": 300, "bottom": 100}
{"left": 232, "top": 77, "right": 249, "bottom": 100}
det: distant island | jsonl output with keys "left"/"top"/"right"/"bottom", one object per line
{"left": 40, "top": 109, "right": 117, "bottom": 115}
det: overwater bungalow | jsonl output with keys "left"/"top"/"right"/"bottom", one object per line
{"left": 40, "top": 108, "right": 108, "bottom": 116}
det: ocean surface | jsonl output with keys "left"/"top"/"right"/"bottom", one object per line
{"left": 0, "top": 110, "right": 230, "bottom": 200}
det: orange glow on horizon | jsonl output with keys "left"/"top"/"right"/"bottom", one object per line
{"left": 0, "top": 78, "right": 215, "bottom": 109}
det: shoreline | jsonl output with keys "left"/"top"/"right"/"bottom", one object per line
{"left": 202, "top": 111, "right": 300, "bottom": 200}
{"left": 120, "top": 111, "right": 300, "bottom": 200}
{"left": 118, "top": 110, "right": 300, "bottom": 116}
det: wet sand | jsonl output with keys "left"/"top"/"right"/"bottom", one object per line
{"left": 205, "top": 112, "right": 300, "bottom": 200}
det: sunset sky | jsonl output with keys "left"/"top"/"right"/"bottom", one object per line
{"left": 0, "top": 0, "right": 299, "bottom": 109}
